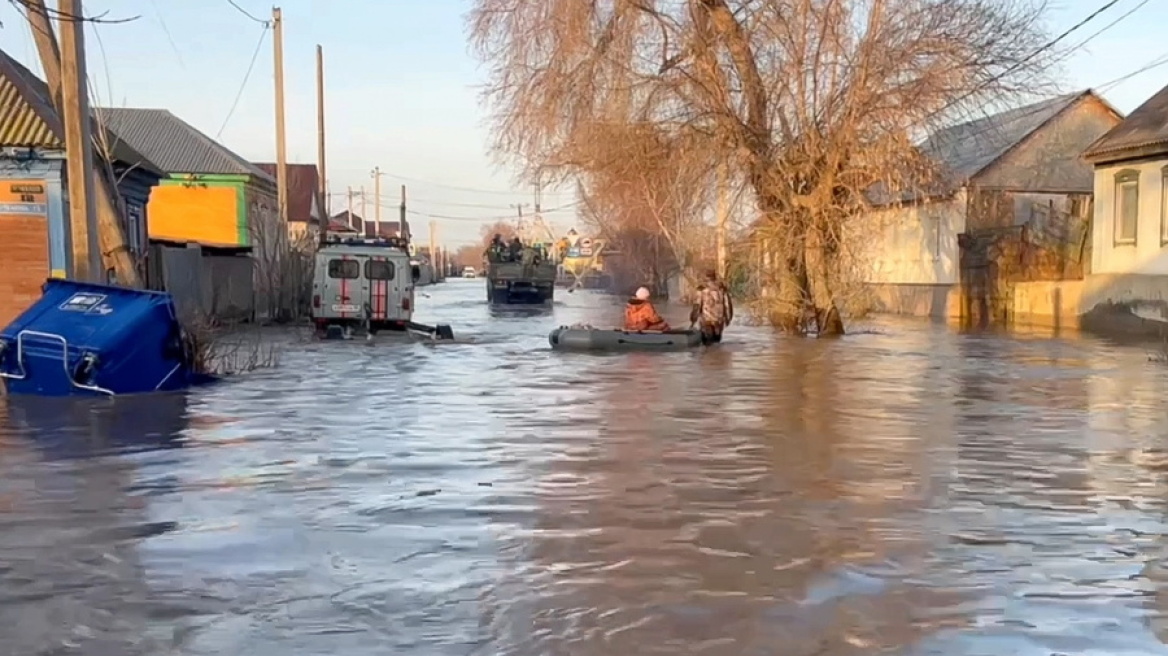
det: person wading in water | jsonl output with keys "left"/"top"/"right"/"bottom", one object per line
{"left": 690, "top": 270, "right": 733, "bottom": 344}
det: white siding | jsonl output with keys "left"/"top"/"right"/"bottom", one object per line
{"left": 1092, "top": 160, "right": 1168, "bottom": 275}
{"left": 861, "top": 190, "right": 966, "bottom": 286}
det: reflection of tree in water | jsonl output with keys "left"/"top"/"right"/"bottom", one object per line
{"left": 0, "top": 395, "right": 190, "bottom": 655}
{"left": 492, "top": 340, "right": 967, "bottom": 655}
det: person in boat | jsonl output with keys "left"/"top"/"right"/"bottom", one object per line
{"left": 625, "top": 286, "right": 671, "bottom": 332}
{"left": 690, "top": 269, "right": 733, "bottom": 344}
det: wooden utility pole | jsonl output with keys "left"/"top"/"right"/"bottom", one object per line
{"left": 24, "top": 0, "right": 140, "bottom": 286}
{"left": 360, "top": 185, "right": 367, "bottom": 233}
{"left": 428, "top": 219, "right": 437, "bottom": 276}
{"left": 346, "top": 185, "right": 353, "bottom": 226}
{"left": 371, "top": 167, "right": 383, "bottom": 236}
{"left": 715, "top": 162, "right": 729, "bottom": 279}
{"left": 59, "top": 0, "right": 99, "bottom": 281}
{"left": 399, "top": 184, "right": 409, "bottom": 243}
{"left": 315, "top": 44, "right": 327, "bottom": 227}
{"left": 272, "top": 7, "right": 288, "bottom": 226}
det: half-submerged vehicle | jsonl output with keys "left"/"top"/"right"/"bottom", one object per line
{"left": 311, "top": 233, "right": 453, "bottom": 340}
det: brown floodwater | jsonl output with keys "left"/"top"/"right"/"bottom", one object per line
{"left": 2, "top": 279, "right": 1168, "bottom": 655}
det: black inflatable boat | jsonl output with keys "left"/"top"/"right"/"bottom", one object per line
{"left": 548, "top": 326, "right": 703, "bottom": 352}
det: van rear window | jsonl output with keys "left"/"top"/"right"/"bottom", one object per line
{"left": 365, "top": 259, "right": 395, "bottom": 280}
{"left": 327, "top": 259, "right": 359, "bottom": 279}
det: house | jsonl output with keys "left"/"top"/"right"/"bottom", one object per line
{"left": 0, "top": 49, "right": 164, "bottom": 326}
{"left": 96, "top": 107, "right": 277, "bottom": 250}
{"left": 364, "top": 220, "right": 402, "bottom": 239}
{"left": 330, "top": 210, "right": 364, "bottom": 233}
{"left": 862, "top": 90, "right": 1123, "bottom": 320}
{"left": 254, "top": 162, "right": 326, "bottom": 242}
{"left": 1064, "top": 82, "right": 1168, "bottom": 330}
{"left": 96, "top": 108, "right": 277, "bottom": 322}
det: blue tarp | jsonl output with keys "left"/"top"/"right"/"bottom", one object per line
{"left": 0, "top": 279, "right": 214, "bottom": 397}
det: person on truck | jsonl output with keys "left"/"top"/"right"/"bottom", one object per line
{"left": 690, "top": 269, "right": 733, "bottom": 344}
{"left": 508, "top": 237, "right": 524, "bottom": 262}
{"left": 486, "top": 234, "right": 506, "bottom": 262}
{"left": 624, "top": 287, "right": 670, "bottom": 332}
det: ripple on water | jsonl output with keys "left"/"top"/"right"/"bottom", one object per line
{"left": 4, "top": 284, "right": 1168, "bottom": 654}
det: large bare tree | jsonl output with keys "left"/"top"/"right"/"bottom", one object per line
{"left": 469, "top": 0, "right": 1056, "bottom": 334}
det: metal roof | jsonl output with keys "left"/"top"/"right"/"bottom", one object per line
{"left": 96, "top": 107, "right": 274, "bottom": 181}
{"left": 1083, "top": 83, "right": 1168, "bottom": 161}
{"left": 0, "top": 49, "right": 163, "bottom": 177}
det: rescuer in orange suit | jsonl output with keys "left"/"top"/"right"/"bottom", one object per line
{"left": 624, "top": 287, "right": 670, "bottom": 331}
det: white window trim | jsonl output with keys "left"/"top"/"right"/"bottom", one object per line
{"left": 1114, "top": 170, "right": 1139, "bottom": 246}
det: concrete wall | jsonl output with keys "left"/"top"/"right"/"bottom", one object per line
{"left": 1091, "top": 159, "right": 1168, "bottom": 276}
{"left": 1012, "top": 273, "right": 1168, "bottom": 334}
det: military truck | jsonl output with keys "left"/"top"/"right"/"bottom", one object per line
{"left": 485, "top": 248, "right": 555, "bottom": 304}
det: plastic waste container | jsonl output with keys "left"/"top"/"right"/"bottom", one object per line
{"left": 0, "top": 279, "right": 212, "bottom": 397}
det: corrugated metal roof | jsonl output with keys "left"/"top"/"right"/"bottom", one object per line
{"left": 1083, "top": 83, "right": 1168, "bottom": 160}
{"left": 920, "top": 92, "right": 1085, "bottom": 182}
{"left": 0, "top": 49, "right": 163, "bottom": 177}
{"left": 0, "top": 50, "right": 62, "bottom": 148}
{"left": 97, "top": 107, "right": 274, "bottom": 181}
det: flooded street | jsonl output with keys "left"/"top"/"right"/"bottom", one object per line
{"left": 4, "top": 279, "right": 1168, "bottom": 654}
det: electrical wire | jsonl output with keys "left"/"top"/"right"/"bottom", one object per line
{"left": 929, "top": 0, "right": 1127, "bottom": 122}
{"left": 215, "top": 23, "right": 269, "bottom": 140}
{"left": 225, "top": 0, "right": 267, "bottom": 25}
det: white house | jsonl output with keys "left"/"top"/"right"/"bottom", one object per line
{"left": 1080, "top": 83, "right": 1168, "bottom": 323}
{"left": 862, "top": 91, "right": 1123, "bottom": 319}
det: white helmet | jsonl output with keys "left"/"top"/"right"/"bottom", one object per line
{"left": 635, "top": 287, "right": 651, "bottom": 300}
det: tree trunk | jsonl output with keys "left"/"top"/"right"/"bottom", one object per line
{"left": 804, "top": 220, "right": 846, "bottom": 337}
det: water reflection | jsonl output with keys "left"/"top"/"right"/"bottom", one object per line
{"left": 4, "top": 284, "right": 1168, "bottom": 654}
{"left": 0, "top": 393, "right": 191, "bottom": 655}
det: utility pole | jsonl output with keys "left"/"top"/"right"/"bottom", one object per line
{"left": 400, "top": 185, "right": 409, "bottom": 243}
{"left": 360, "top": 185, "right": 367, "bottom": 234}
{"left": 346, "top": 185, "right": 353, "bottom": 229}
{"left": 59, "top": 0, "right": 99, "bottom": 281}
{"left": 428, "top": 219, "right": 437, "bottom": 276}
{"left": 23, "top": 0, "right": 141, "bottom": 286}
{"left": 715, "top": 162, "right": 729, "bottom": 279}
{"left": 315, "top": 44, "right": 327, "bottom": 242}
{"left": 272, "top": 7, "right": 289, "bottom": 226}
{"left": 371, "top": 167, "right": 383, "bottom": 237}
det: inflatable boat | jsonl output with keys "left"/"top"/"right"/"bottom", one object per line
{"left": 548, "top": 325, "right": 703, "bottom": 352}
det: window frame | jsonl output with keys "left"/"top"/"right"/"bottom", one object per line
{"left": 1114, "top": 169, "right": 1140, "bottom": 247}
{"left": 327, "top": 258, "right": 360, "bottom": 280}
{"left": 1161, "top": 165, "right": 1168, "bottom": 245}
{"left": 364, "top": 258, "right": 395, "bottom": 281}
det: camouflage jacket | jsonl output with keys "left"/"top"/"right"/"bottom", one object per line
{"left": 691, "top": 283, "right": 733, "bottom": 326}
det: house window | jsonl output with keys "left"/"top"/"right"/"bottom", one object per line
{"left": 1115, "top": 169, "right": 1139, "bottom": 245}
{"left": 327, "top": 258, "right": 359, "bottom": 279}
{"left": 1162, "top": 166, "right": 1168, "bottom": 244}
{"left": 365, "top": 259, "right": 395, "bottom": 280}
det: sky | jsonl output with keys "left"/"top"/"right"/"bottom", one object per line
{"left": 0, "top": 0, "right": 1166, "bottom": 247}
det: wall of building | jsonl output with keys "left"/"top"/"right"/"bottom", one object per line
{"left": 0, "top": 154, "right": 69, "bottom": 326}
{"left": 863, "top": 191, "right": 967, "bottom": 286}
{"left": 974, "top": 95, "right": 1122, "bottom": 193}
{"left": 147, "top": 174, "right": 250, "bottom": 247}
{"left": 1090, "top": 159, "right": 1168, "bottom": 276}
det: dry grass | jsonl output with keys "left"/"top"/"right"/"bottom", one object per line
{"left": 182, "top": 315, "right": 280, "bottom": 377}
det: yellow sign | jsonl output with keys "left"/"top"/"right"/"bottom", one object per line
{"left": 0, "top": 180, "right": 47, "bottom": 214}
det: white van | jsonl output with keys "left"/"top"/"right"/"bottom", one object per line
{"left": 311, "top": 233, "right": 418, "bottom": 334}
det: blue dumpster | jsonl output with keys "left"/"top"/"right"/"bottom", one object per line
{"left": 0, "top": 279, "right": 213, "bottom": 397}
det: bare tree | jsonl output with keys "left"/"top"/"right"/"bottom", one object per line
{"left": 469, "top": 0, "right": 1057, "bottom": 335}
{"left": 479, "top": 219, "right": 519, "bottom": 250}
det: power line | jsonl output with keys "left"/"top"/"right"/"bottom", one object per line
{"left": 930, "top": 0, "right": 1127, "bottom": 123}
{"left": 224, "top": 0, "right": 267, "bottom": 25}
{"left": 215, "top": 23, "right": 269, "bottom": 140}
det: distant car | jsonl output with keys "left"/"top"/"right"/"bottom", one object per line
{"left": 462, "top": 266, "right": 477, "bottom": 278}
